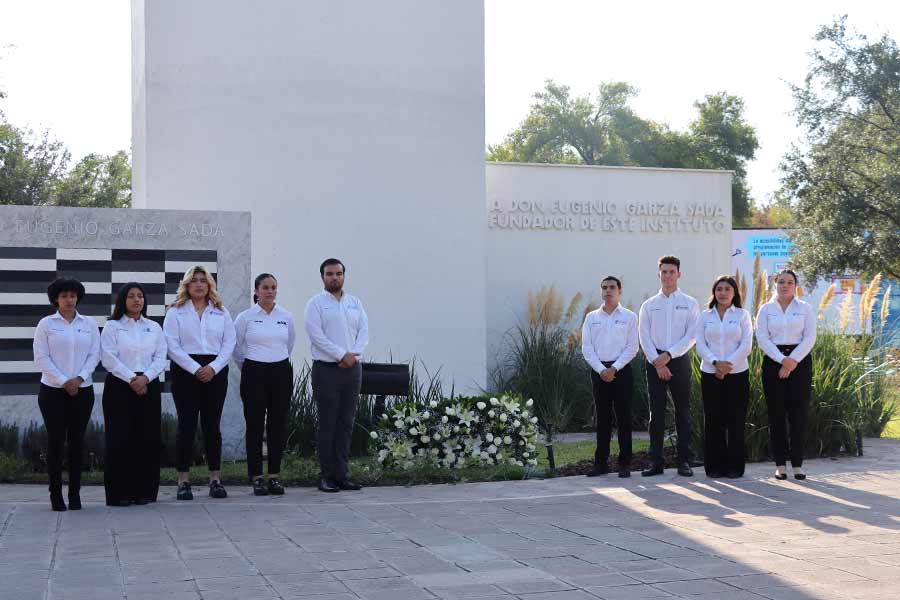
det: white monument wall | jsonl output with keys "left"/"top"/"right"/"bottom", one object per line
{"left": 133, "top": 1, "right": 488, "bottom": 390}
{"left": 486, "top": 163, "right": 733, "bottom": 369}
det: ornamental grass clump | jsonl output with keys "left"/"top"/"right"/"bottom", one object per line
{"left": 372, "top": 394, "right": 539, "bottom": 470}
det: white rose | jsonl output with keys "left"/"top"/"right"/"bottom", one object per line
{"left": 421, "top": 435, "right": 431, "bottom": 443}
{"left": 488, "top": 410, "right": 496, "bottom": 418}
{"left": 422, "top": 411, "right": 430, "bottom": 419}
{"left": 513, "top": 420, "right": 521, "bottom": 427}
{"left": 503, "top": 436, "right": 512, "bottom": 445}
{"left": 486, "top": 433, "right": 494, "bottom": 442}
{"left": 430, "top": 400, "right": 438, "bottom": 408}
{"left": 476, "top": 401, "right": 487, "bottom": 410}
{"left": 516, "top": 460, "right": 524, "bottom": 466}
{"left": 381, "top": 413, "right": 388, "bottom": 420}
{"left": 522, "top": 411, "right": 529, "bottom": 418}
{"left": 442, "top": 415, "right": 449, "bottom": 423}
{"left": 395, "top": 420, "right": 405, "bottom": 429}
{"left": 500, "top": 414, "right": 508, "bottom": 422}
{"left": 490, "top": 398, "right": 499, "bottom": 406}
{"left": 519, "top": 440, "right": 525, "bottom": 446}
{"left": 523, "top": 452, "right": 530, "bottom": 458}
{"left": 369, "top": 431, "right": 378, "bottom": 439}
{"left": 531, "top": 417, "right": 538, "bottom": 423}
{"left": 526, "top": 399, "right": 534, "bottom": 407}
{"left": 409, "top": 427, "right": 418, "bottom": 435}
{"left": 433, "top": 433, "right": 442, "bottom": 441}
{"left": 487, "top": 444, "right": 498, "bottom": 454}
{"left": 445, "top": 407, "right": 455, "bottom": 415}
{"left": 453, "top": 426, "right": 460, "bottom": 433}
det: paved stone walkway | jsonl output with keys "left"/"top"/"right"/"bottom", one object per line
{"left": 3, "top": 439, "right": 900, "bottom": 600}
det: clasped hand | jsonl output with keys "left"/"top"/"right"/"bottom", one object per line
{"left": 714, "top": 360, "right": 733, "bottom": 380}
{"left": 599, "top": 367, "right": 616, "bottom": 382}
{"left": 62, "top": 377, "right": 83, "bottom": 397}
{"left": 779, "top": 356, "right": 798, "bottom": 379}
{"left": 194, "top": 365, "right": 216, "bottom": 383}
{"left": 129, "top": 375, "right": 150, "bottom": 396}
{"left": 339, "top": 352, "right": 360, "bottom": 369}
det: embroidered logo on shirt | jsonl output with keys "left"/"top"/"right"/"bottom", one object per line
{"left": 277, "top": 321, "right": 288, "bottom": 326}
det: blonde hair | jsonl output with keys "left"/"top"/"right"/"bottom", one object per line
{"left": 172, "top": 265, "right": 223, "bottom": 309}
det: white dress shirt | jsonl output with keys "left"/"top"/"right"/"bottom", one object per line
{"left": 32, "top": 311, "right": 101, "bottom": 388}
{"left": 694, "top": 305, "right": 752, "bottom": 374}
{"left": 755, "top": 297, "right": 817, "bottom": 363}
{"left": 581, "top": 304, "right": 639, "bottom": 373}
{"left": 100, "top": 315, "right": 168, "bottom": 383}
{"left": 162, "top": 301, "right": 236, "bottom": 374}
{"left": 303, "top": 291, "right": 369, "bottom": 363}
{"left": 233, "top": 303, "right": 296, "bottom": 368}
{"left": 638, "top": 289, "right": 700, "bottom": 363}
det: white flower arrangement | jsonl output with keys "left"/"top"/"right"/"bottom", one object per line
{"left": 371, "top": 394, "right": 540, "bottom": 470}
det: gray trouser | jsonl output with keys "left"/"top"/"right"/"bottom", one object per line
{"left": 312, "top": 360, "right": 362, "bottom": 482}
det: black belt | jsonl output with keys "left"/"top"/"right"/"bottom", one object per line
{"left": 313, "top": 360, "right": 340, "bottom": 367}
{"left": 244, "top": 358, "right": 290, "bottom": 367}
{"left": 777, "top": 344, "right": 798, "bottom": 354}
{"left": 601, "top": 361, "right": 615, "bottom": 368}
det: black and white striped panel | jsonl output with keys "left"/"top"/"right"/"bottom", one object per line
{"left": 0, "top": 248, "right": 217, "bottom": 396}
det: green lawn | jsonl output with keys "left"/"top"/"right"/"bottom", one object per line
{"left": 535, "top": 438, "right": 650, "bottom": 466}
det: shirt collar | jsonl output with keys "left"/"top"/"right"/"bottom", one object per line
{"left": 253, "top": 302, "right": 279, "bottom": 315}
{"left": 657, "top": 288, "right": 681, "bottom": 300}
{"left": 52, "top": 310, "right": 84, "bottom": 322}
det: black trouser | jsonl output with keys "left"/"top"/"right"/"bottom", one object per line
{"left": 241, "top": 358, "right": 292, "bottom": 480}
{"left": 312, "top": 360, "right": 361, "bottom": 483}
{"left": 762, "top": 345, "right": 812, "bottom": 467}
{"left": 171, "top": 354, "right": 228, "bottom": 472}
{"left": 646, "top": 352, "right": 692, "bottom": 466}
{"left": 591, "top": 362, "right": 633, "bottom": 468}
{"left": 37, "top": 384, "right": 95, "bottom": 492}
{"left": 102, "top": 373, "right": 161, "bottom": 504}
{"left": 701, "top": 370, "right": 749, "bottom": 476}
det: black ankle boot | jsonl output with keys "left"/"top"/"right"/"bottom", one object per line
{"left": 68, "top": 490, "right": 82, "bottom": 510}
{"left": 50, "top": 487, "right": 67, "bottom": 512}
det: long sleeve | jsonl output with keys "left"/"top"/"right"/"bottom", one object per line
{"left": 350, "top": 302, "right": 369, "bottom": 357}
{"left": 32, "top": 320, "right": 67, "bottom": 387}
{"left": 788, "top": 304, "right": 817, "bottom": 362}
{"left": 287, "top": 313, "right": 297, "bottom": 355}
{"left": 612, "top": 316, "right": 639, "bottom": 372}
{"left": 693, "top": 316, "right": 716, "bottom": 364}
{"left": 100, "top": 325, "right": 136, "bottom": 383}
{"left": 667, "top": 300, "right": 699, "bottom": 358}
{"left": 304, "top": 300, "right": 346, "bottom": 362}
{"left": 638, "top": 302, "right": 658, "bottom": 364}
{"left": 232, "top": 311, "right": 248, "bottom": 370}
{"left": 581, "top": 315, "right": 603, "bottom": 373}
{"left": 209, "top": 309, "right": 236, "bottom": 374}
{"left": 145, "top": 328, "right": 169, "bottom": 382}
{"left": 755, "top": 305, "right": 785, "bottom": 363}
{"left": 725, "top": 309, "right": 753, "bottom": 365}
{"left": 77, "top": 321, "right": 101, "bottom": 383}
{"left": 163, "top": 309, "right": 202, "bottom": 374}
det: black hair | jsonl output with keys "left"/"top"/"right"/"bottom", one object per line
{"left": 775, "top": 269, "right": 799, "bottom": 285}
{"left": 658, "top": 255, "right": 681, "bottom": 271}
{"left": 47, "top": 277, "right": 85, "bottom": 307}
{"left": 319, "top": 258, "right": 345, "bottom": 276}
{"left": 253, "top": 272, "right": 277, "bottom": 304}
{"left": 707, "top": 275, "right": 743, "bottom": 309}
{"left": 111, "top": 282, "right": 148, "bottom": 320}
{"left": 601, "top": 276, "right": 622, "bottom": 290}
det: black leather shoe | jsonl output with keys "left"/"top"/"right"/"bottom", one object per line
{"left": 336, "top": 480, "right": 362, "bottom": 491}
{"left": 252, "top": 478, "right": 269, "bottom": 496}
{"left": 267, "top": 478, "right": 285, "bottom": 495}
{"left": 132, "top": 497, "right": 149, "bottom": 506}
{"left": 318, "top": 479, "right": 339, "bottom": 493}
{"left": 50, "top": 489, "right": 67, "bottom": 512}
{"left": 707, "top": 470, "right": 724, "bottom": 479}
{"left": 677, "top": 463, "right": 693, "bottom": 477}
{"left": 618, "top": 469, "right": 631, "bottom": 478}
{"left": 177, "top": 482, "right": 193, "bottom": 501}
{"left": 209, "top": 480, "right": 228, "bottom": 499}
{"left": 586, "top": 463, "right": 609, "bottom": 477}
{"left": 67, "top": 492, "right": 82, "bottom": 510}
{"left": 641, "top": 464, "right": 664, "bottom": 477}
{"left": 794, "top": 473, "right": 807, "bottom": 481}
{"left": 726, "top": 471, "right": 742, "bottom": 479}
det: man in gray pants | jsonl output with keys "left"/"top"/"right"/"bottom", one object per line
{"left": 303, "top": 258, "right": 369, "bottom": 493}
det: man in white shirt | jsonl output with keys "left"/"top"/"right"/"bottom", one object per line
{"left": 638, "top": 255, "right": 700, "bottom": 477}
{"left": 581, "top": 276, "right": 639, "bottom": 478}
{"left": 304, "top": 258, "right": 369, "bottom": 493}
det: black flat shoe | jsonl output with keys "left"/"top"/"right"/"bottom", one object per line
{"left": 336, "top": 480, "right": 362, "bottom": 491}
{"left": 677, "top": 463, "right": 694, "bottom": 477}
{"left": 50, "top": 490, "right": 67, "bottom": 512}
{"left": 726, "top": 471, "right": 742, "bottom": 479}
{"left": 707, "top": 471, "right": 724, "bottom": 479}
{"left": 177, "top": 482, "right": 193, "bottom": 501}
{"left": 586, "top": 464, "right": 609, "bottom": 477}
{"left": 794, "top": 473, "right": 806, "bottom": 480}
{"left": 267, "top": 478, "right": 285, "bottom": 495}
{"left": 641, "top": 465, "right": 664, "bottom": 477}
{"left": 209, "top": 480, "right": 228, "bottom": 499}
{"left": 132, "top": 497, "right": 149, "bottom": 506}
{"left": 67, "top": 492, "right": 82, "bottom": 510}
{"left": 252, "top": 478, "right": 269, "bottom": 496}
{"left": 318, "top": 479, "right": 339, "bottom": 493}
{"left": 618, "top": 469, "right": 631, "bottom": 478}
{"left": 774, "top": 473, "right": 787, "bottom": 481}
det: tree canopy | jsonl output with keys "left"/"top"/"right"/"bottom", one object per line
{"left": 487, "top": 81, "right": 759, "bottom": 225}
{"left": 782, "top": 18, "right": 900, "bottom": 281}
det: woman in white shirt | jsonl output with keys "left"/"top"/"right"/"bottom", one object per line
{"left": 100, "top": 282, "right": 168, "bottom": 507}
{"left": 163, "top": 266, "right": 236, "bottom": 501}
{"left": 233, "top": 273, "right": 296, "bottom": 496}
{"left": 695, "top": 276, "right": 752, "bottom": 478}
{"left": 32, "top": 278, "right": 101, "bottom": 511}
{"left": 755, "top": 269, "right": 817, "bottom": 481}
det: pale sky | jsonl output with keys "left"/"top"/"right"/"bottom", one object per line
{"left": 1, "top": 1, "right": 897, "bottom": 204}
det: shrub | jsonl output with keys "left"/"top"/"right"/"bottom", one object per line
{"left": 160, "top": 412, "right": 205, "bottom": 467}
{"left": 0, "top": 421, "right": 19, "bottom": 456}
{"left": 372, "top": 394, "right": 539, "bottom": 470}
